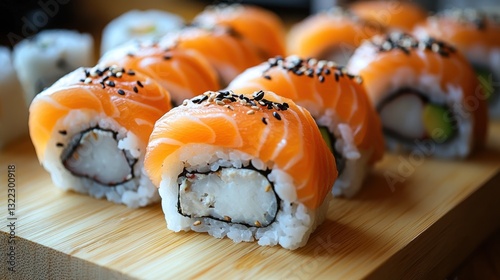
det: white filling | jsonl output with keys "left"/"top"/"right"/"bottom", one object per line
{"left": 380, "top": 93, "right": 426, "bottom": 139}
{"left": 63, "top": 129, "right": 134, "bottom": 186}
{"left": 178, "top": 168, "right": 278, "bottom": 227}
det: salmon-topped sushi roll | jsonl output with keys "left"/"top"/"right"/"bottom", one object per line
{"left": 287, "top": 7, "right": 384, "bottom": 66}
{"left": 414, "top": 9, "right": 500, "bottom": 118}
{"left": 227, "top": 55, "right": 384, "bottom": 197}
{"left": 349, "top": 0, "right": 428, "bottom": 31}
{"left": 347, "top": 32, "right": 488, "bottom": 158}
{"left": 170, "top": 26, "right": 264, "bottom": 87}
{"left": 144, "top": 90, "right": 336, "bottom": 250}
{"left": 29, "top": 66, "right": 172, "bottom": 207}
{"left": 193, "top": 3, "right": 286, "bottom": 58}
{"left": 99, "top": 37, "right": 219, "bottom": 106}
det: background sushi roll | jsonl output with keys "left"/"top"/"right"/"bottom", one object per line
{"left": 99, "top": 36, "right": 219, "bottom": 106}
{"left": 349, "top": 0, "right": 428, "bottom": 32}
{"left": 29, "top": 65, "right": 172, "bottom": 207}
{"left": 413, "top": 9, "right": 500, "bottom": 118}
{"left": 0, "top": 47, "right": 28, "bottom": 148}
{"left": 192, "top": 3, "right": 286, "bottom": 58}
{"left": 347, "top": 32, "right": 488, "bottom": 158}
{"left": 13, "top": 29, "right": 94, "bottom": 105}
{"left": 144, "top": 90, "right": 336, "bottom": 250}
{"left": 100, "top": 9, "right": 185, "bottom": 55}
{"left": 287, "top": 7, "right": 384, "bottom": 66}
{"left": 227, "top": 55, "right": 384, "bottom": 198}
{"left": 169, "top": 25, "right": 265, "bottom": 87}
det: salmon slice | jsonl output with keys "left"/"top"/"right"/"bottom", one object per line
{"left": 349, "top": 1, "right": 428, "bottom": 31}
{"left": 287, "top": 8, "right": 385, "bottom": 65}
{"left": 193, "top": 3, "right": 286, "bottom": 58}
{"left": 144, "top": 90, "right": 336, "bottom": 209}
{"left": 168, "top": 26, "right": 265, "bottom": 87}
{"left": 99, "top": 38, "right": 220, "bottom": 106}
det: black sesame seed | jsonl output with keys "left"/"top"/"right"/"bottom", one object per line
{"left": 253, "top": 90, "right": 265, "bottom": 101}
{"left": 79, "top": 79, "right": 85, "bottom": 82}
{"left": 283, "top": 103, "right": 289, "bottom": 109}
{"left": 335, "top": 73, "right": 339, "bottom": 82}
{"left": 107, "top": 81, "right": 115, "bottom": 87}
{"left": 319, "top": 75, "right": 325, "bottom": 83}
{"left": 102, "top": 76, "right": 110, "bottom": 82}
{"left": 163, "top": 55, "right": 172, "bottom": 60}
{"left": 56, "top": 142, "right": 64, "bottom": 147}
{"left": 58, "top": 130, "right": 67, "bottom": 135}
{"left": 133, "top": 86, "right": 139, "bottom": 93}
{"left": 137, "top": 81, "right": 144, "bottom": 88}
{"left": 127, "top": 70, "right": 136, "bottom": 76}
{"left": 324, "top": 68, "right": 331, "bottom": 75}
{"left": 262, "top": 117, "right": 268, "bottom": 125}
{"left": 117, "top": 89, "right": 125, "bottom": 95}
{"left": 263, "top": 75, "right": 271, "bottom": 80}
{"left": 84, "top": 70, "right": 90, "bottom": 77}
{"left": 273, "top": 112, "right": 281, "bottom": 121}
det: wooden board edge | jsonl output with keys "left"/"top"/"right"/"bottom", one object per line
{"left": 0, "top": 232, "right": 134, "bottom": 280}
{"left": 366, "top": 171, "right": 500, "bottom": 280}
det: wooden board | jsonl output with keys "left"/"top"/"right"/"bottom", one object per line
{"left": 1, "top": 123, "right": 499, "bottom": 279}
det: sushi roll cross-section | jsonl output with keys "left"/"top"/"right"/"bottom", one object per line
{"left": 144, "top": 90, "right": 336, "bottom": 250}
{"left": 29, "top": 65, "right": 172, "bottom": 207}
{"left": 414, "top": 9, "right": 500, "bottom": 118}
{"left": 347, "top": 32, "right": 488, "bottom": 158}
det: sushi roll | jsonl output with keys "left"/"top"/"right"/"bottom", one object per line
{"left": 413, "top": 9, "right": 500, "bottom": 118}
{"left": 100, "top": 9, "right": 184, "bottom": 55}
{"left": 349, "top": 0, "right": 427, "bottom": 31}
{"left": 13, "top": 29, "right": 94, "bottom": 105}
{"left": 287, "top": 7, "right": 384, "bottom": 66}
{"left": 192, "top": 3, "right": 286, "bottom": 58}
{"left": 144, "top": 90, "right": 336, "bottom": 250}
{"left": 0, "top": 47, "right": 28, "bottom": 148}
{"left": 347, "top": 32, "right": 488, "bottom": 158}
{"left": 227, "top": 55, "right": 384, "bottom": 197}
{"left": 99, "top": 37, "right": 219, "bottom": 106}
{"left": 29, "top": 66, "right": 172, "bottom": 207}
{"left": 170, "top": 26, "right": 264, "bottom": 87}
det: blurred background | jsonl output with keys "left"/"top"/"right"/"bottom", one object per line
{"left": 1, "top": 0, "right": 500, "bottom": 49}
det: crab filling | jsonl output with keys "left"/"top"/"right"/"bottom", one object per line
{"left": 61, "top": 127, "right": 137, "bottom": 186}
{"left": 379, "top": 90, "right": 456, "bottom": 143}
{"left": 177, "top": 167, "right": 279, "bottom": 228}
{"left": 319, "top": 126, "right": 345, "bottom": 175}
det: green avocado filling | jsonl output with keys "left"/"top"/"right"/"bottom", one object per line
{"left": 475, "top": 67, "right": 495, "bottom": 101}
{"left": 319, "top": 126, "right": 345, "bottom": 175}
{"left": 422, "top": 104, "right": 455, "bottom": 142}
{"left": 129, "top": 24, "right": 157, "bottom": 35}
{"left": 319, "top": 126, "right": 333, "bottom": 154}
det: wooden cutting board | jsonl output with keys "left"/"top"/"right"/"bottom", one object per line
{"left": 1, "top": 122, "right": 500, "bottom": 280}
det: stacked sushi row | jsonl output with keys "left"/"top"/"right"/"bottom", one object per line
{"left": 25, "top": 3, "right": 497, "bottom": 250}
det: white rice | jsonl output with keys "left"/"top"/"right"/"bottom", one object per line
{"left": 42, "top": 110, "right": 159, "bottom": 208}
{"left": 0, "top": 47, "right": 28, "bottom": 148}
{"left": 158, "top": 144, "right": 330, "bottom": 250}
{"left": 316, "top": 109, "right": 372, "bottom": 198}
{"left": 100, "top": 9, "right": 184, "bottom": 55}
{"left": 13, "top": 29, "right": 94, "bottom": 105}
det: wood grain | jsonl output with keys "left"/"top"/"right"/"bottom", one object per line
{"left": 1, "top": 122, "right": 499, "bottom": 279}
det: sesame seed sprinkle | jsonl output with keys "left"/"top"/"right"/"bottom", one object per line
{"left": 193, "top": 220, "right": 201, "bottom": 226}
{"left": 273, "top": 111, "right": 281, "bottom": 120}
{"left": 137, "top": 81, "right": 144, "bottom": 88}
{"left": 117, "top": 89, "right": 125, "bottom": 95}
{"left": 56, "top": 142, "right": 64, "bottom": 147}
{"left": 133, "top": 86, "right": 138, "bottom": 93}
